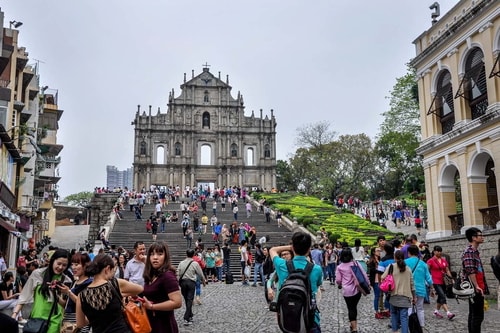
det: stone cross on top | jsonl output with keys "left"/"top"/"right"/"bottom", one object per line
{"left": 202, "top": 62, "right": 210, "bottom": 71}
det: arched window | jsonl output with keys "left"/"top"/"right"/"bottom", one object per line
{"left": 156, "top": 146, "right": 165, "bottom": 164}
{"left": 202, "top": 111, "right": 210, "bottom": 128}
{"left": 201, "top": 144, "right": 212, "bottom": 165}
{"left": 204, "top": 90, "right": 209, "bottom": 103}
{"left": 140, "top": 141, "right": 147, "bottom": 155}
{"left": 246, "top": 148, "right": 254, "bottom": 166}
{"left": 231, "top": 143, "right": 238, "bottom": 157}
{"left": 435, "top": 70, "right": 455, "bottom": 134}
{"left": 456, "top": 47, "right": 488, "bottom": 119}
{"left": 175, "top": 142, "right": 182, "bottom": 156}
{"left": 264, "top": 144, "right": 271, "bottom": 158}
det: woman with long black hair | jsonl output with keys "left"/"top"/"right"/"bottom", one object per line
{"left": 11, "top": 249, "right": 72, "bottom": 333}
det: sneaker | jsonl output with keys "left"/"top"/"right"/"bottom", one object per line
{"left": 18, "top": 319, "right": 27, "bottom": 325}
{"left": 447, "top": 313, "right": 455, "bottom": 320}
{"left": 434, "top": 311, "right": 443, "bottom": 319}
{"left": 375, "top": 312, "right": 385, "bottom": 319}
{"left": 382, "top": 310, "right": 391, "bottom": 318}
{"left": 251, "top": 283, "right": 257, "bottom": 287}
{"left": 183, "top": 320, "right": 192, "bottom": 326}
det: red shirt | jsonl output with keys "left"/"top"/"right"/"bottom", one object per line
{"left": 427, "top": 256, "right": 448, "bottom": 285}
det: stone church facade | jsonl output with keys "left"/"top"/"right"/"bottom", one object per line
{"left": 132, "top": 67, "right": 277, "bottom": 192}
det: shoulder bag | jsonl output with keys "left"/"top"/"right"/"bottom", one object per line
{"left": 379, "top": 264, "right": 394, "bottom": 293}
{"left": 351, "top": 261, "right": 370, "bottom": 296}
{"left": 178, "top": 260, "right": 194, "bottom": 283}
{"left": 110, "top": 279, "right": 151, "bottom": 333}
{"left": 23, "top": 290, "right": 58, "bottom": 333}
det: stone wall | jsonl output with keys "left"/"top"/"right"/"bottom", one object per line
{"left": 426, "top": 229, "right": 500, "bottom": 299}
{"left": 87, "top": 193, "right": 120, "bottom": 246}
{"left": 55, "top": 205, "right": 89, "bottom": 224}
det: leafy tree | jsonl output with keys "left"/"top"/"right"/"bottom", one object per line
{"left": 64, "top": 191, "right": 93, "bottom": 207}
{"left": 276, "top": 159, "right": 296, "bottom": 191}
{"left": 375, "top": 65, "right": 423, "bottom": 198}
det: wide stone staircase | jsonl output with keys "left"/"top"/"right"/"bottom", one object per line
{"left": 108, "top": 198, "right": 293, "bottom": 280}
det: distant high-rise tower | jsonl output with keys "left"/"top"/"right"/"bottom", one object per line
{"left": 106, "top": 166, "right": 133, "bottom": 190}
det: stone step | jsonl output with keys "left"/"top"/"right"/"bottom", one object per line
{"left": 107, "top": 198, "right": 293, "bottom": 279}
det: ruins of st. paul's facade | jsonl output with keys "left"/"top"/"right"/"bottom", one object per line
{"left": 132, "top": 67, "right": 277, "bottom": 192}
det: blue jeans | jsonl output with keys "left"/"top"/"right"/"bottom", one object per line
{"left": 195, "top": 277, "right": 201, "bottom": 297}
{"left": 373, "top": 283, "right": 381, "bottom": 312}
{"left": 253, "top": 262, "right": 264, "bottom": 284}
{"left": 327, "top": 263, "right": 336, "bottom": 283}
{"left": 390, "top": 306, "right": 409, "bottom": 333}
{"left": 216, "top": 266, "right": 223, "bottom": 281}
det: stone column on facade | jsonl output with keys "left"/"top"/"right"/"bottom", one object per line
{"left": 226, "top": 167, "right": 231, "bottom": 187}
{"left": 146, "top": 168, "right": 151, "bottom": 189}
{"left": 260, "top": 173, "right": 265, "bottom": 190}
{"left": 181, "top": 169, "right": 186, "bottom": 192}
{"left": 133, "top": 171, "right": 139, "bottom": 191}
{"left": 169, "top": 168, "right": 174, "bottom": 187}
{"left": 238, "top": 169, "right": 243, "bottom": 188}
{"left": 435, "top": 185, "right": 456, "bottom": 237}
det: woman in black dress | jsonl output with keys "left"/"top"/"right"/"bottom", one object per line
{"left": 142, "top": 242, "right": 182, "bottom": 333}
{"left": 75, "top": 254, "right": 142, "bottom": 333}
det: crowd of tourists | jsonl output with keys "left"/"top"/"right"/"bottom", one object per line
{"left": 1, "top": 185, "right": 498, "bottom": 333}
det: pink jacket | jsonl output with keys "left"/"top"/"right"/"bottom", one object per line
{"left": 336, "top": 261, "right": 369, "bottom": 297}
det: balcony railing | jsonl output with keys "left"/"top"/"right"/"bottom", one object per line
{"left": 448, "top": 213, "right": 464, "bottom": 235}
{"left": 478, "top": 205, "right": 499, "bottom": 230}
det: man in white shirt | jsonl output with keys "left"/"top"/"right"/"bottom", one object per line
{"left": 155, "top": 201, "right": 162, "bottom": 217}
{"left": 124, "top": 241, "right": 146, "bottom": 286}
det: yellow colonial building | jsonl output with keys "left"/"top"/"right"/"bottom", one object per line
{"left": 412, "top": 0, "right": 500, "bottom": 239}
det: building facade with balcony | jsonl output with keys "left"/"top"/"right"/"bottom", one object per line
{"left": 412, "top": 0, "right": 500, "bottom": 239}
{"left": 0, "top": 8, "right": 64, "bottom": 268}
{"left": 0, "top": 9, "right": 39, "bottom": 267}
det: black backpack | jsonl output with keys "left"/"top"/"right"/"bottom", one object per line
{"left": 491, "top": 255, "right": 500, "bottom": 281}
{"left": 277, "top": 261, "right": 316, "bottom": 333}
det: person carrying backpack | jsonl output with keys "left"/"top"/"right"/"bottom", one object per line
{"left": 270, "top": 232, "right": 323, "bottom": 333}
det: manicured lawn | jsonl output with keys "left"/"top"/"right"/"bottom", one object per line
{"left": 252, "top": 193, "right": 398, "bottom": 246}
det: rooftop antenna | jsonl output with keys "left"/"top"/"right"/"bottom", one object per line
{"left": 429, "top": 2, "right": 440, "bottom": 25}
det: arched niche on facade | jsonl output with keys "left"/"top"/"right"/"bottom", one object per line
{"left": 140, "top": 141, "right": 147, "bottom": 155}
{"left": 231, "top": 143, "right": 238, "bottom": 157}
{"left": 175, "top": 142, "right": 182, "bottom": 156}
{"left": 264, "top": 144, "right": 271, "bottom": 158}
{"left": 202, "top": 111, "right": 210, "bottom": 128}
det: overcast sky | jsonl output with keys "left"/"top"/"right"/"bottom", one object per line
{"left": 1, "top": 0, "right": 458, "bottom": 198}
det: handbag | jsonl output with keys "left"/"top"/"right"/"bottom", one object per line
{"left": 408, "top": 305, "right": 423, "bottom": 333}
{"left": 110, "top": 279, "right": 151, "bottom": 333}
{"left": 244, "top": 265, "right": 251, "bottom": 278}
{"left": 24, "top": 291, "right": 58, "bottom": 333}
{"left": 351, "top": 261, "right": 370, "bottom": 296}
{"left": 452, "top": 269, "right": 475, "bottom": 303}
{"left": 379, "top": 264, "right": 394, "bottom": 293}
